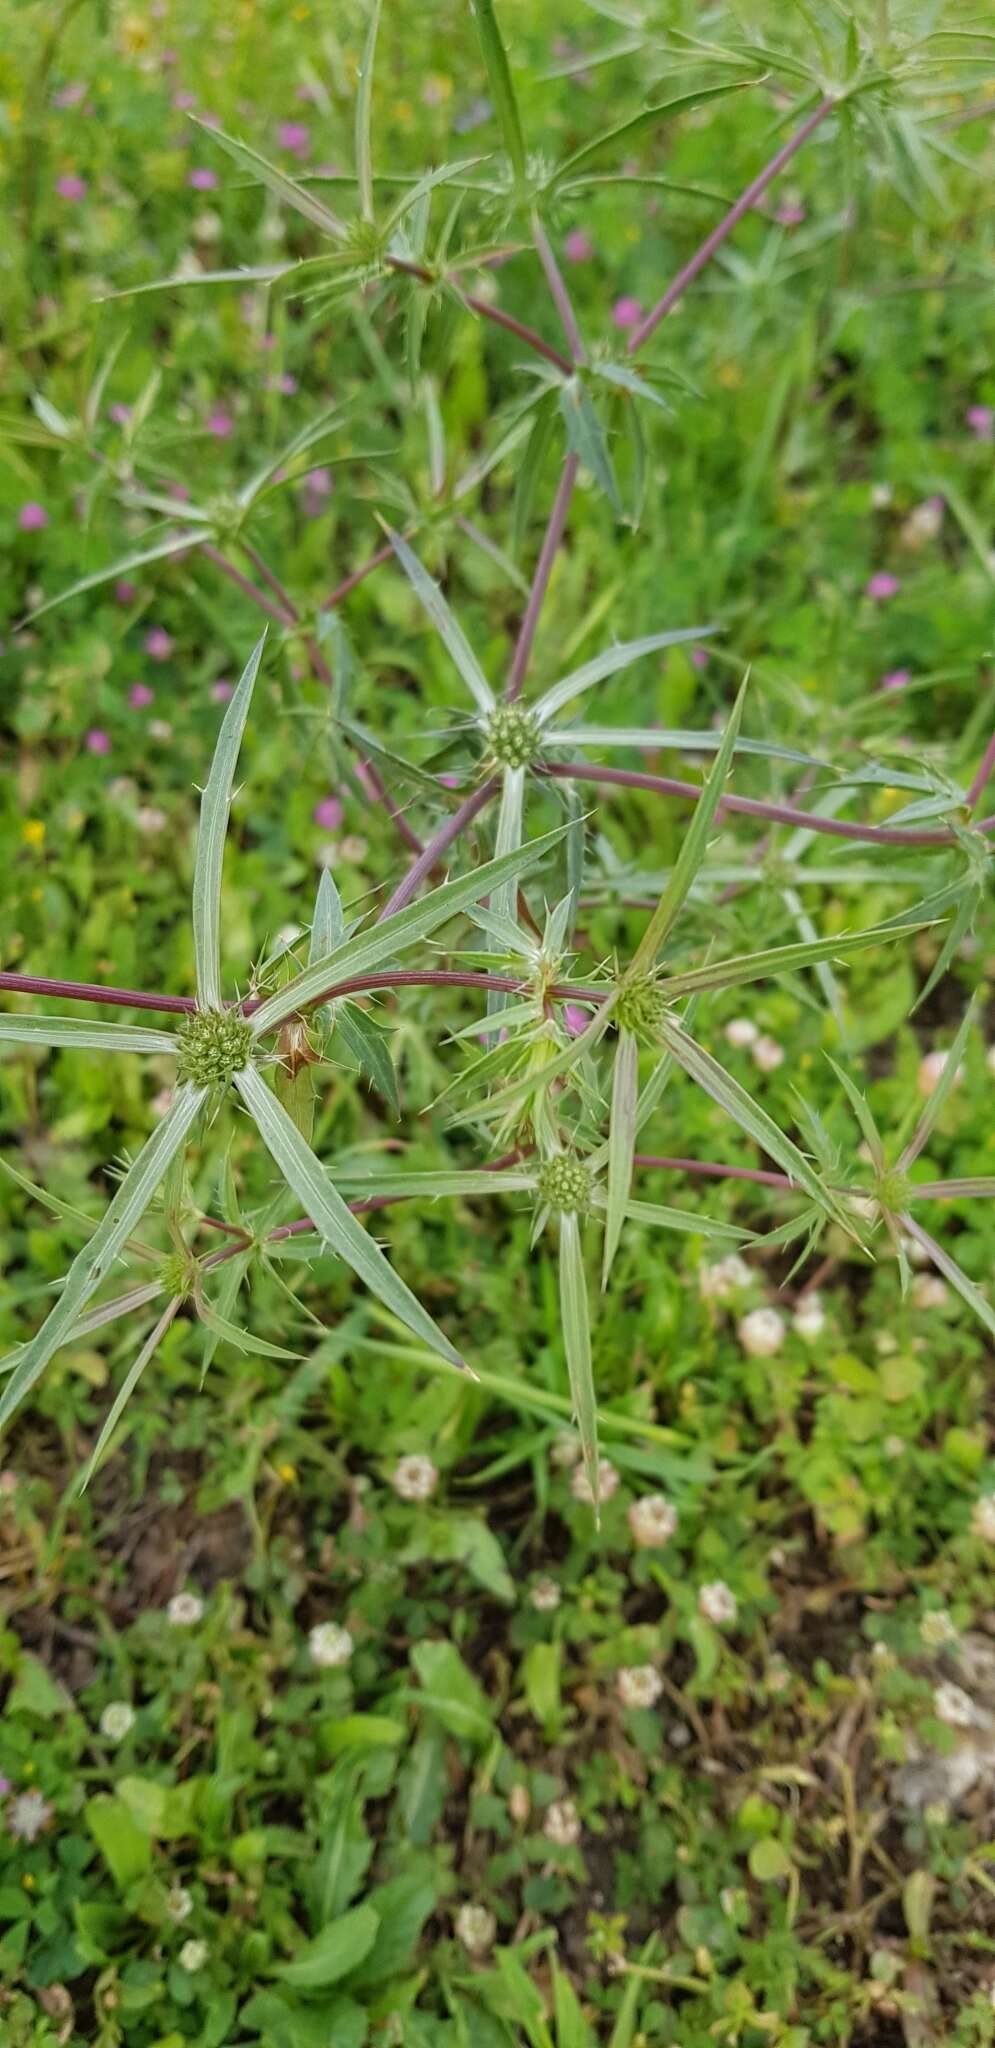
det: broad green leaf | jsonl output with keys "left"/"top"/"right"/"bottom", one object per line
{"left": 248, "top": 820, "right": 569, "bottom": 1038}
{"left": 85, "top": 1797, "right": 152, "bottom": 1891}
{"left": 629, "top": 677, "right": 746, "bottom": 973}
{"left": 0, "top": 1014, "right": 176, "bottom": 1055}
{"left": 602, "top": 1028, "right": 638, "bottom": 1288}
{"left": 551, "top": 81, "right": 758, "bottom": 187}
{"left": 553, "top": 1963, "right": 591, "bottom": 2048}
{"left": 192, "top": 632, "right": 267, "bottom": 1008}
{"left": 410, "top": 1638, "right": 495, "bottom": 1744}
{"left": 657, "top": 918, "right": 914, "bottom": 999}
{"left": 0, "top": 1085, "right": 205, "bottom": 1430}
{"left": 558, "top": 1209, "right": 599, "bottom": 1515}
{"left": 190, "top": 116, "right": 348, "bottom": 238}
{"left": 78, "top": 1298, "right": 182, "bottom": 1491}
{"left": 559, "top": 375, "right": 621, "bottom": 516}
{"left": 236, "top": 1064, "right": 465, "bottom": 1367}
{"left": 655, "top": 1012, "right": 856, "bottom": 1237}
{"left": 356, "top": 0, "right": 382, "bottom": 222}
{"left": 336, "top": 1003, "right": 400, "bottom": 1116}
{"left": 384, "top": 524, "right": 495, "bottom": 712}
{"left": 21, "top": 529, "right": 205, "bottom": 624}
{"left": 523, "top": 1640, "right": 561, "bottom": 1724}
{"left": 470, "top": 0, "right": 528, "bottom": 180}
{"left": 275, "top": 1904, "right": 380, "bottom": 1989}
{"left": 535, "top": 627, "right": 714, "bottom": 725}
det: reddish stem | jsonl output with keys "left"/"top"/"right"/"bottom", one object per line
{"left": 967, "top": 725, "right": 995, "bottom": 813}
{"left": 387, "top": 257, "right": 573, "bottom": 377}
{"left": 506, "top": 457, "right": 580, "bottom": 703}
{"left": 318, "top": 540, "right": 394, "bottom": 613}
{"left": 532, "top": 214, "right": 585, "bottom": 364}
{"left": 629, "top": 97, "right": 837, "bottom": 353}
{"left": 0, "top": 972, "right": 194, "bottom": 1016}
{"left": 538, "top": 759, "right": 982, "bottom": 849}
{"left": 633, "top": 1152, "right": 792, "bottom": 1190}
{"left": 378, "top": 779, "right": 499, "bottom": 919}
{"left": 200, "top": 544, "right": 295, "bottom": 627}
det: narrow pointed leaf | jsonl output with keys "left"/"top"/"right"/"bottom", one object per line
{"left": 384, "top": 525, "right": 495, "bottom": 712}
{"left": 78, "top": 1298, "right": 182, "bottom": 1490}
{"left": 193, "top": 632, "right": 267, "bottom": 1008}
{"left": 356, "top": 0, "right": 382, "bottom": 222}
{"left": 629, "top": 678, "right": 746, "bottom": 973}
{"left": 898, "top": 1001, "right": 974, "bottom": 1171}
{"left": 602, "top": 1027, "right": 638, "bottom": 1288}
{"left": 310, "top": 867, "right": 346, "bottom": 960}
{"left": 332, "top": 1168, "right": 535, "bottom": 1198}
{"left": 824, "top": 1055, "right": 886, "bottom": 1172}
{"left": 657, "top": 918, "right": 914, "bottom": 999}
{"left": 546, "top": 724, "right": 820, "bottom": 766}
{"left": 336, "top": 1003, "right": 400, "bottom": 1115}
{"left": 655, "top": 1012, "right": 856, "bottom": 1236}
{"left": 194, "top": 1292, "right": 300, "bottom": 1360}
{"left": 0, "top": 1015, "right": 176, "bottom": 1055}
{"left": 190, "top": 116, "right": 347, "bottom": 237}
{"left": 535, "top": 627, "right": 715, "bottom": 725}
{"left": 235, "top": 1064, "right": 466, "bottom": 1368}
{"left": 558, "top": 1210, "right": 599, "bottom": 1514}
{"left": 0, "top": 1085, "right": 205, "bottom": 1430}
{"left": 492, "top": 765, "right": 526, "bottom": 927}
{"left": 248, "top": 821, "right": 569, "bottom": 1038}
{"left": 21, "top": 530, "right": 205, "bottom": 624}
{"left": 615, "top": 1196, "right": 752, "bottom": 1240}
{"left": 558, "top": 376, "right": 621, "bottom": 517}
{"left": 470, "top": 0, "right": 527, "bottom": 180}
{"left": 899, "top": 1213, "right": 995, "bottom": 1342}
{"left": 1, "top": 1283, "right": 166, "bottom": 1382}
{"left": 551, "top": 80, "right": 759, "bottom": 187}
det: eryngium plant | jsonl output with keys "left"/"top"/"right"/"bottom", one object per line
{"left": 5, "top": 0, "right": 995, "bottom": 1510}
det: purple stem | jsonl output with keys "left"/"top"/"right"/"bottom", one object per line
{"left": 532, "top": 213, "right": 585, "bottom": 364}
{"left": 387, "top": 257, "right": 573, "bottom": 377}
{"left": 0, "top": 972, "right": 194, "bottom": 1016}
{"left": 633, "top": 1152, "right": 792, "bottom": 1190}
{"left": 506, "top": 457, "right": 580, "bottom": 702}
{"left": 538, "top": 759, "right": 988, "bottom": 849}
{"left": 200, "top": 544, "right": 295, "bottom": 627}
{"left": 239, "top": 540, "right": 300, "bottom": 618}
{"left": 967, "top": 726, "right": 995, "bottom": 813}
{"left": 377, "top": 778, "right": 499, "bottom": 920}
{"left": 318, "top": 540, "right": 394, "bottom": 614}
{"left": 629, "top": 97, "right": 837, "bottom": 353}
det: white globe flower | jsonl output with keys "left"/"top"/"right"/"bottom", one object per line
{"left": 971, "top": 1494, "right": 995, "bottom": 1543}
{"left": 570, "top": 1459, "right": 619, "bottom": 1506}
{"left": 698, "top": 1581, "right": 738, "bottom": 1626}
{"left": 910, "top": 1273, "right": 947, "bottom": 1310}
{"left": 792, "top": 1293, "right": 825, "bottom": 1340}
{"left": 738, "top": 1307, "right": 786, "bottom": 1358}
{"left": 309, "top": 1622, "right": 354, "bottom": 1669}
{"left": 167, "top": 1592, "right": 204, "bottom": 1627}
{"left": 179, "top": 1939, "right": 209, "bottom": 1973}
{"left": 543, "top": 1798, "right": 581, "bottom": 1846}
{"left": 99, "top": 1701, "right": 135, "bottom": 1743}
{"left": 627, "top": 1494, "right": 678, "bottom": 1548}
{"left": 391, "top": 1454, "right": 438, "bottom": 1502}
{"left": 699, "top": 1254, "right": 752, "bottom": 1302}
{"left": 917, "top": 1049, "right": 963, "bottom": 1097}
{"left": 529, "top": 1576, "right": 561, "bottom": 1612}
{"left": 616, "top": 1666, "right": 663, "bottom": 1709}
{"left": 751, "top": 1034, "right": 784, "bottom": 1074}
{"left": 933, "top": 1681, "right": 976, "bottom": 1729}
{"left": 455, "top": 1903, "right": 497, "bottom": 1955}
{"left": 724, "top": 1018, "right": 758, "bottom": 1049}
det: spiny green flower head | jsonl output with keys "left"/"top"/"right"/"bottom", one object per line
{"left": 176, "top": 1007, "right": 253, "bottom": 1089}
{"left": 160, "top": 1249, "right": 200, "bottom": 1301}
{"left": 614, "top": 974, "right": 668, "bottom": 1039}
{"left": 537, "top": 1153, "right": 593, "bottom": 1217}
{"left": 486, "top": 703, "right": 542, "bottom": 771}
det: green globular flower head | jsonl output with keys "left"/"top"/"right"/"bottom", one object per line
{"left": 485, "top": 703, "right": 542, "bottom": 771}
{"left": 614, "top": 974, "right": 667, "bottom": 1039}
{"left": 175, "top": 1007, "right": 253, "bottom": 1089}
{"left": 537, "top": 1154, "right": 593, "bottom": 1217}
{"left": 161, "top": 1249, "right": 199, "bottom": 1301}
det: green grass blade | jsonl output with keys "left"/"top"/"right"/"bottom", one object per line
{"left": 655, "top": 1011, "right": 855, "bottom": 1236}
{"left": 0, "top": 1015, "right": 176, "bottom": 1054}
{"left": 0, "top": 1084, "right": 205, "bottom": 1431}
{"left": 536, "top": 628, "right": 715, "bottom": 725}
{"left": 629, "top": 678, "right": 746, "bottom": 973}
{"left": 558, "top": 1210, "right": 600, "bottom": 1517}
{"left": 384, "top": 525, "right": 495, "bottom": 713}
{"left": 602, "top": 1027, "right": 639, "bottom": 1288}
{"left": 236, "top": 1064, "right": 466, "bottom": 1368}
{"left": 470, "top": 0, "right": 527, "bottom": 180}
{"left": 356, "top": 0, "right": 382, "bottom": 222}
{"left": 192, "top": 632, "right": 267, "bottom": 1009}
{"left": 248, "top": 821, "right": 569, "bottom": 1039}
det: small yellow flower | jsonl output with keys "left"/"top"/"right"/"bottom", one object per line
{"left": 22, "top": 820, "right": 45, "bottom": 847}
{"left": 277, "top": 1462, "right": 297, "bottom": 1485}
{"left": 22, "top": 1873, "right": 36, "bottom": 1890}
{"left": 121, "top": 14, "right": 151, "bottom": 52}
{"left": 717, "top": 363, "right": 743, "bottom": 389}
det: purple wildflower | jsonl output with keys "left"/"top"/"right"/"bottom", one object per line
{"left": 173, "top": 90, "right": 197, "bottom": 112}
{"left": 690, "top": 647, "right": 709, "bottom": 672}
{"left": 52, "top": 82, "right": 86, "bottom": 109}
{"left": 56, "top": 174, "right": 87, "bottom": 201}
{"left": 277, "top": 121, "right": 311, "bottom": 158}
{"left": 207, "top": 411, "right": 233, "bottom": 438}
{"left": 774, "top": 199, "right": 806, "bottom": 226}
{"left": 211, "top": 679, "right": 234, "bottom": 702}
{"left": 108, "top": 403, "right": 131, "bottom": 426}
{"left": 865, "top": 572, "right": 900, "bottom": 600}
{"left": 880, "top": 669, "right": 911, "bottom": 692}
{"left": 564, "top": 229, "right": 593, "bottom": 263}
{"left": 86, "top": 729, "right": 111, "bottom": 756}
{"left": 144, "top": 628, "right": 174, "bottom": 662}
{"left": 188, "top": 167, "right": 218, "bottom": 190}
{"left": 18, "top": 503, "right": 49, "bottom": 531}
{"left": 115, "top": 581, "right": 137, "bottom": 604}
{"left": 129, "top": 683, "right": 155, "bottom": 708}
{"left": 563, "top": 1004, "right": 589, "bottom": 1038}
{"left": 967, "top": 405, "right": 994, "bottom": 442}
{"left": 612, "top": 296, "right": 643, "bottom": 331}
{"left": 313, "top": 795, "right": 343, "bottom": 831}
